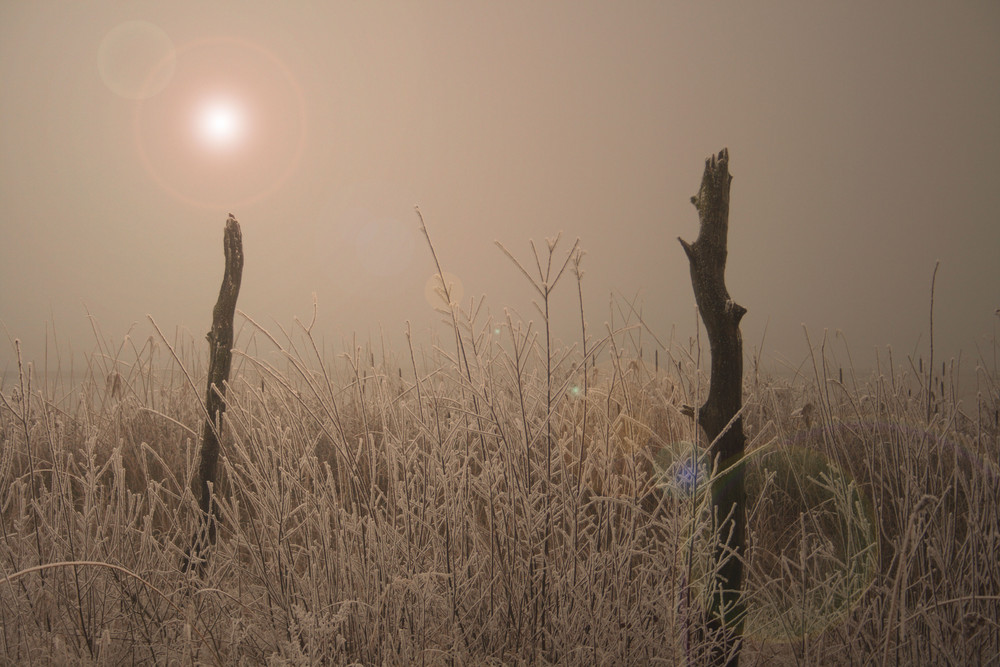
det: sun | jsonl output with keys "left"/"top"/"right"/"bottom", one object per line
{"left": 196, "top": 98, "right": 245, "bottom": 149}
{"left": 135, "top": 36, "right": 306, "bottom": 208}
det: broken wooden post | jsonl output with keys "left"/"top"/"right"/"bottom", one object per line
{"left": 186, "top": 213, "right": 243, "bottom": 570}
{"left": 678, "top": 149, "right": 747, "bottom": 666}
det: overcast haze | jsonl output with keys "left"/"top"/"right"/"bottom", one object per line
{"left": 2, "top": 2, "right": 999, "bottom": 385}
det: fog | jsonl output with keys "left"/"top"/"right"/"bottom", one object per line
{"left": 2, "top": 1, "right": 999, "bottom": 388}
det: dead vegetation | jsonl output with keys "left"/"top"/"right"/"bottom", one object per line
{"left": 1, "top": 254, "right": 997, "bottom": 665}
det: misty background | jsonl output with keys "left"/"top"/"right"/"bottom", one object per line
{"left": 2, "top": 2, "right": 998, "bottom": 394}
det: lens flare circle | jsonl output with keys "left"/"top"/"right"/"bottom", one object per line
{"left": 353, "top": 214, "right": 416, "bottom": 278}
{"left": 319, "top": 179, "right": 421, "bottom": 280}
{"left": 98, "top": 21, "right": 176, "bottom": 99}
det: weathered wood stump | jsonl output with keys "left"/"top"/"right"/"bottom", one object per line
{"left": 186, "top": 213, "right": 243, "bottom": 571}
{"left": 678, "top": 149, "right": 746, "bottom": 667}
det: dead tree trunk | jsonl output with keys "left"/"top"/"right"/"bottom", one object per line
{"left": 186, "top": 213, "right": 243, "bottom": 570}
{"left": 678, "top": 149, "right": 746, "bottom": 667}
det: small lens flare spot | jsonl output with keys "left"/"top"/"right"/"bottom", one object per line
{"left": 654, "top": 441, "right": 709, "bottom": 499}
{"left": 670, "top": 458, "right": 703, "bottom": 494}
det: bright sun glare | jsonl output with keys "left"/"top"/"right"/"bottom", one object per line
{"left": 197, "top": 100, "right": 244, "bottom": 148}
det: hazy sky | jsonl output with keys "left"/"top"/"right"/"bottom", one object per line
{"left": 2, "top": 1, "right": 999, "bottom": 382}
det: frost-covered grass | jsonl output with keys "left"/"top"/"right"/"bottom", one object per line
{"left": 1, "top": 247, "right": 997, "bottom": 665}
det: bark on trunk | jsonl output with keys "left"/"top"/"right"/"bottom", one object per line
{"left": 678, "top": 149, "right": 746, "bottom": 667}
{"left": 187, "top": 213, "right": 243, "bottom": 569}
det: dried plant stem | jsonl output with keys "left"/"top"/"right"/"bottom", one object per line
{"left": 927, "top": 260, "right": 940, "bottom": 423}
